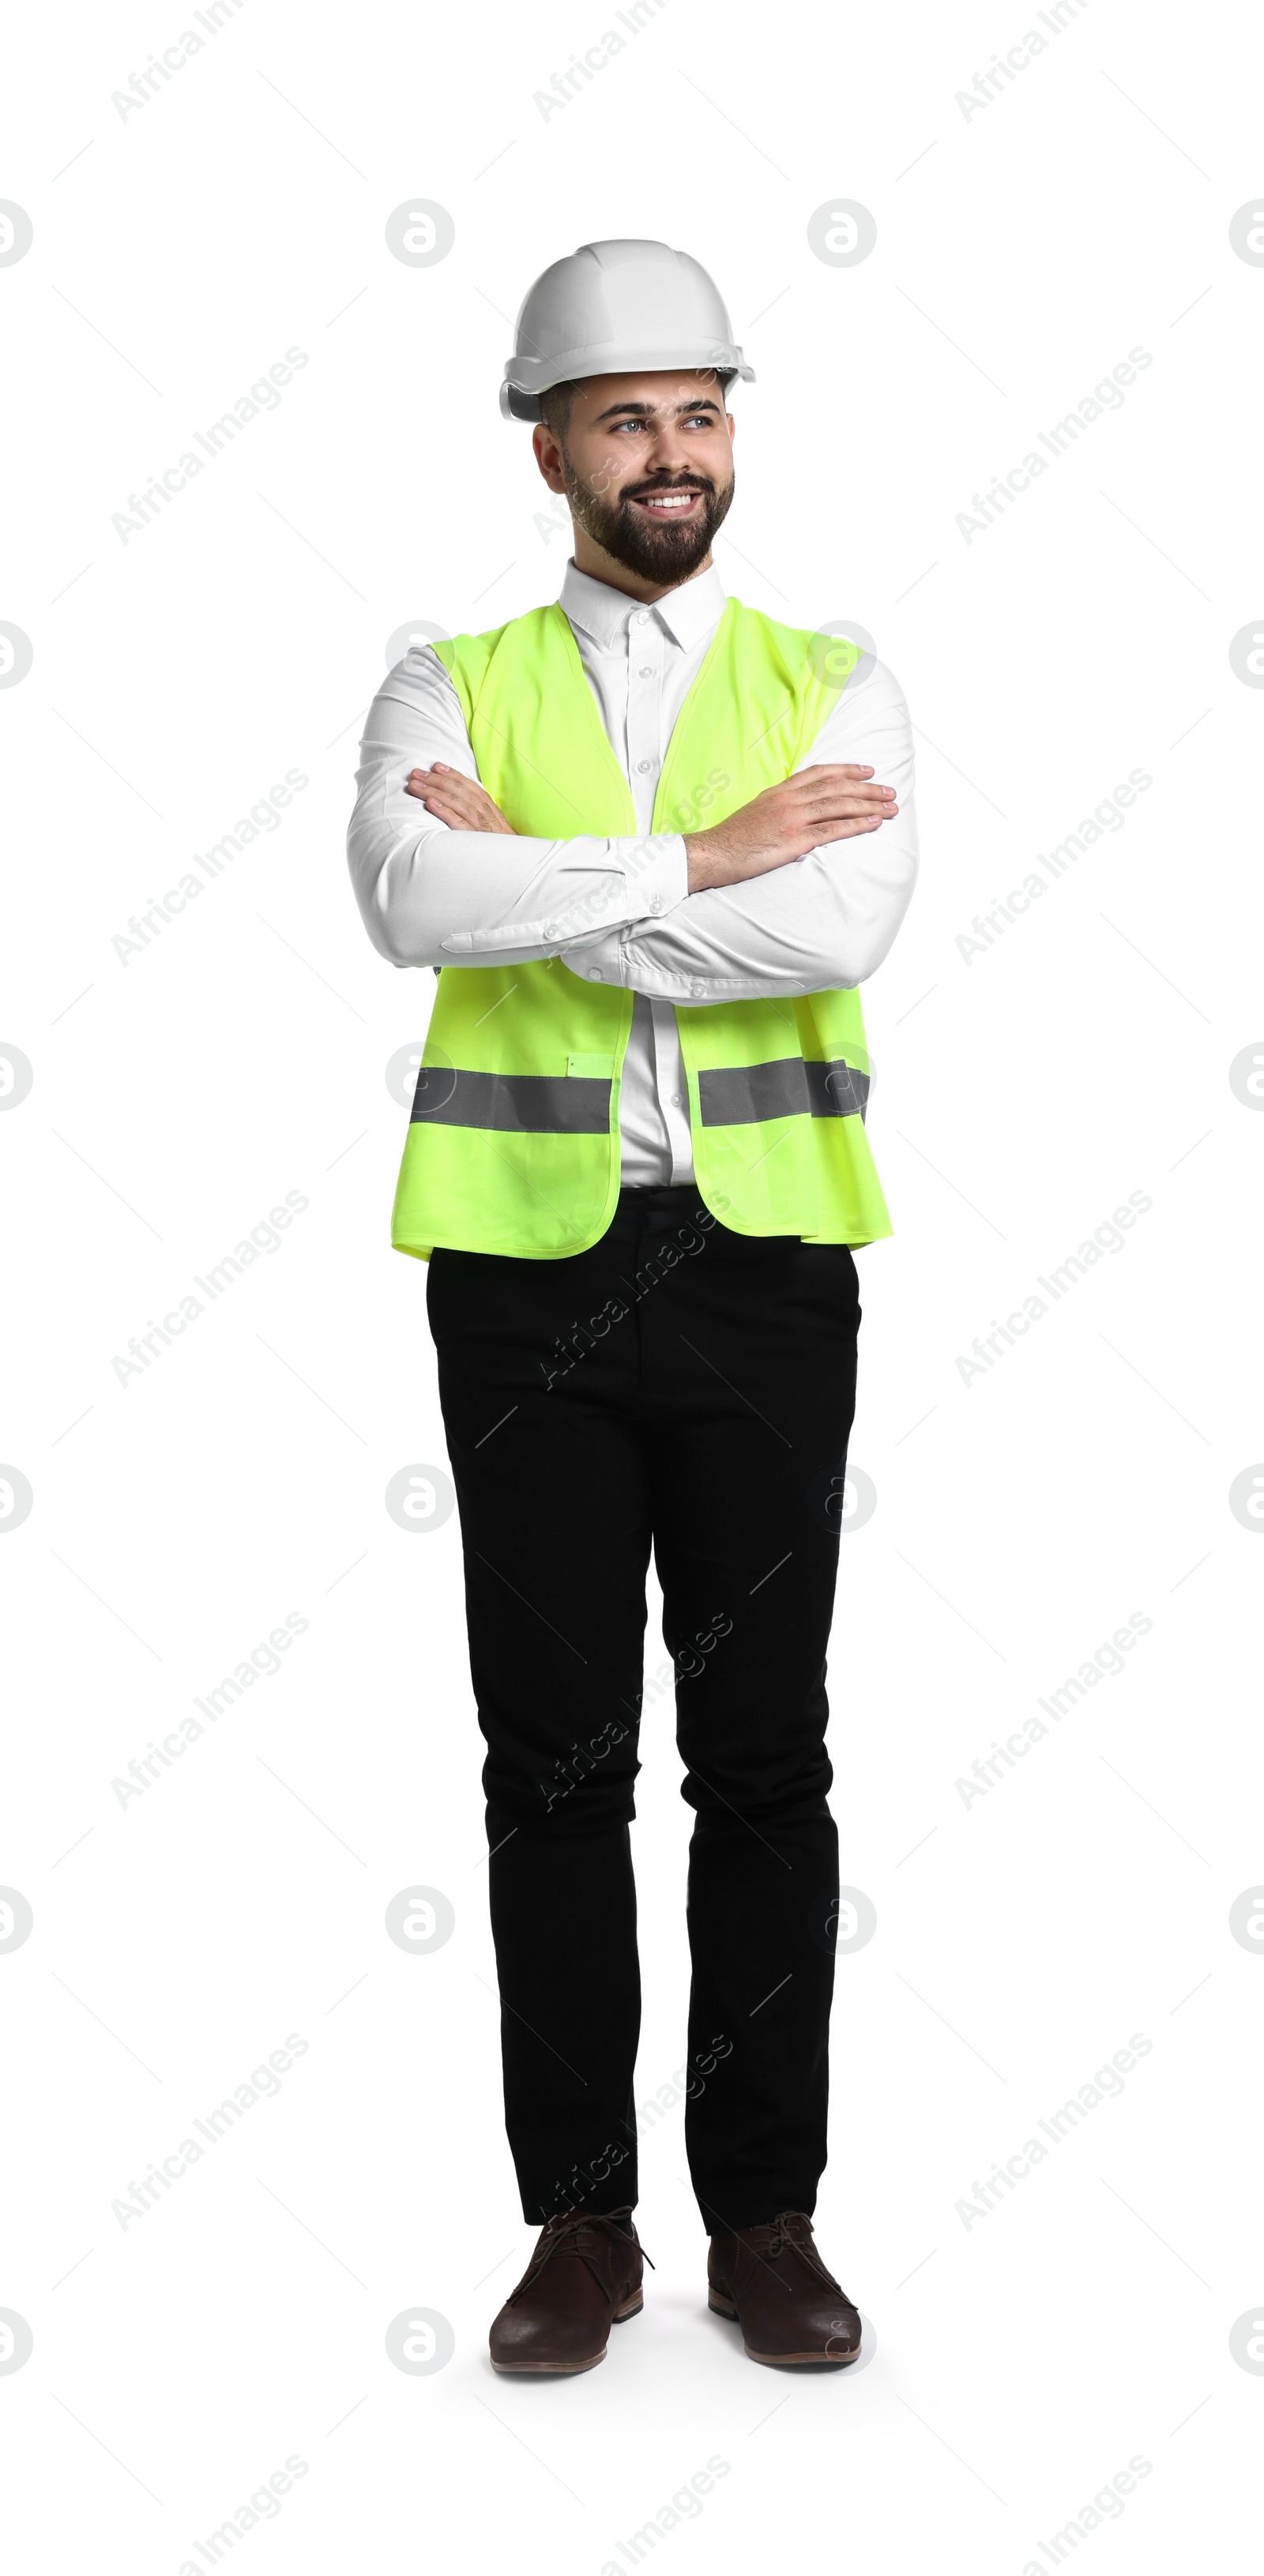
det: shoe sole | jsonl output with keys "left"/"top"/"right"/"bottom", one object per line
{"left": 490, "top": 2290, "right": 643, "bottom": 2374}
{"left": 708, "top": 2289, "right": 859, "bottom": 2367}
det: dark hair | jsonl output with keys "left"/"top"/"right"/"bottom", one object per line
{"left": 540, "top": 378, "right": 580, "bottom": 437}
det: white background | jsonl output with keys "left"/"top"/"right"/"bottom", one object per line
{"left": 2, "top": 0, "right": 1263, "bottom": 2567}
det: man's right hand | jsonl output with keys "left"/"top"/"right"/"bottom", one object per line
{"left": 683, "top": 764, "right": 897, "bottom": 892}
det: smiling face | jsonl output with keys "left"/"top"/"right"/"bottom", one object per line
{"left": 532, "top": 370, "right": 736, "bottom": 598}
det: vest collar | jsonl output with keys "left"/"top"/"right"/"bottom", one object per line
{"left": 559, "top": 558, "right": 726, "bottom": 656}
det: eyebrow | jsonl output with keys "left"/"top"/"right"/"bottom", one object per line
{"left": 590, "top": 396, "right": 724, "bottom": 423}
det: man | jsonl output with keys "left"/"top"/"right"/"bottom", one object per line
{"left": 348, "top": 238, "right": 918, "bottom": 2373}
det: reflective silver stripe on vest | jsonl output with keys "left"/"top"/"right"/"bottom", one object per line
{"left": 410, "top": 1067, "right": 610, "bottom": 1134}
{"left": 696, "top": 1056, "right": 869, "bottom": 1128}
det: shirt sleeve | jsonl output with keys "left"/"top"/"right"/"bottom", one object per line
{"left": 346, "top": 647, "right": 687, "bottom": 968}
{"left": 559, "top": 657, "right": 919, "bottom": 1002}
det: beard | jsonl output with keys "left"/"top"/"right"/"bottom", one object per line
{"left": 559, "top": 456, "right": 735, "bottom": 584}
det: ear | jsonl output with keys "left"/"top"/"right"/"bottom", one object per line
{"left": 726, "top": 409, "right": 736, "bottom": 446}
{"left": 532, "top": 422, "right": 567, "bottom": 492}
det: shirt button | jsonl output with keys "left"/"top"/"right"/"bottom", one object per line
{"left": 588, "top": 967, "right": 604, "bottom": 981}
{"left": 649, "top": 894, "right": 663, "bottom": 913}
{"left": 638, "top": 666, "right": 653, "bottom": 679}
{"left": 634, "top": 610, "right": 649, "bottom": 625}
{"left": 671, "top": 1092, "right": 684, "bottom": 1108}
{"left": 637, "top": 758, "right": 655, "bottom": 773}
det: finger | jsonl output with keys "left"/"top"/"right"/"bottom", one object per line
{"left": 788, "top": 769, "right": 894, "bottom": 795}
{"left": 419, "top": 779, "right": 497, "bottom": 821}
{"left": 792, "top": 789, "right": 897, "bottom": 820}
{"left": 812, "top": 812, "right": 892, "bottom": 843}
{"left": 407, "top": 763, "right": 482, "bottom": 796}
{"left": 787, "top": 812, "right": 892, "bottom": 851}
{"left": 792, "top": 774, "right": 894, "bottom": 802}
{"left": 415, "top": 794, "right": 483, "bottom": 830}
{"left": 425, "top": 790, "right": 491, "bottom": 820}
{"left": 410, "top": 764, "right": 483, "bottom": 798}
{"left": 792, "top": 764, "right": 876, "bottom": 783}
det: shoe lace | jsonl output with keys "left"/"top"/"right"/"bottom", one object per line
{"left": 766, "top": 2210, "right": 846, "bottom": 2296}
{"left": 510, "top": 2207, "right": 654, "bottom": 2304}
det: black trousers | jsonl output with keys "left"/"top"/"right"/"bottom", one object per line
{"left": 426, "top": 1184, "right": 861, "bottom": 2233}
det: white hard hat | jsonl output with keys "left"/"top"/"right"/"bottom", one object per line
{"left": 500, "top": 238, "right": 755, "bottom": 420}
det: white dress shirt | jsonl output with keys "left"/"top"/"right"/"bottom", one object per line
{"left": 348, "top": 559, "right": 919, "bottom": 1185}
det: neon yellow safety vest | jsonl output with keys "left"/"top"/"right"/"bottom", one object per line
{"left": 391, "top": 595, "right": 891, "bottom": 1261}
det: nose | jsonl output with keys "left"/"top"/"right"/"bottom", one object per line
{"left": 641, "top": 422, "right": 696, "bottom": 478}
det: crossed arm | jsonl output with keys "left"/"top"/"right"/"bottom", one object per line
{"left": 346, "top": 647, "right": 919, "bottom": 998}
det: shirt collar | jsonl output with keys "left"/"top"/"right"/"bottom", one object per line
{"left": 559, "top": 557, "right": 726, "bottom": 655}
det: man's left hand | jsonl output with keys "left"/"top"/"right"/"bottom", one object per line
{"left": 406, "top": 764, "right": 516, "bottom": 835}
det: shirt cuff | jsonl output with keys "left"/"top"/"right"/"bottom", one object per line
{"left": 559, "top": 922, "right": 626, "bottom": 984}
{"left": 622, "top": 832, "right": 687, "bottom": 926}
{"left": 561, "top": 836, "right": 685, "bottom": 980}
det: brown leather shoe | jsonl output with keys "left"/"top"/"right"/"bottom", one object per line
{"left": 489, "top": 2207, "right": 646, "bottom": 2374}
{"left": 708, "top": 2211, "right": 861, "bottom": 2366}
